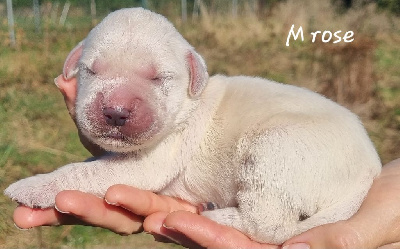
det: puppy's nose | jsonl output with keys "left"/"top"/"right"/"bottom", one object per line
{"left": 103, "top": 107, "right": 130, "bottom": 126}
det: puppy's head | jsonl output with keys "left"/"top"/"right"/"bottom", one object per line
{"left": 63, "top": 8, "right": 208, "bottom": 153}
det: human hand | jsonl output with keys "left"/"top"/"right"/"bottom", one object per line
{"left": 13, "top": 184, "right": 197, "bottom": 236}
{"left": 12, "top": 185, "right": 276, "bottom": 249}
{"left": 144, "top": 210, "right": 278, "bottom": 249}
{"left": 55, "top": 75, "right": 105, "bottom": 157}
{"left": 144, "top": 159, "right": 400, "bottom": 249}
{"left": 12, "top": 157, "right": 399, "bottom": 248}
{"left": 54, "top": 74, "right": 78, "bottom": 120}
{"left": 281, "top": 158, "right": 400, "bottom": 249}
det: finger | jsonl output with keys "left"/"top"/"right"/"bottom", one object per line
{"left": 143, "top": 211, "right": 206, "bottom": 249}
{"left": 55, "top": 190, "right": 144, "bottom": 235}
{"left": 162, "top": 211, "right": 278, "bottom": 249}
{"left": 282, "top": 221, "right": 370, "bottom": 249}
{"left": 104, "top": 184, "right": 197, "bottom": 216}
{"left": 54, "top": 74, "right": 78, "bottom": 119}
{"left": 13, "top": 205, "right": 83, "bottom": 229}
{"left": 54, "top": 74, "right": 105, "bottom": 156}
{"left": 283, "top": 177, "right": 400, "bottom": 249}
{"left": 283, "top": 199, "right": 391, "bottom": 249}
{"left": 382, "top": 158, "right": 400, "bottom": 172}
{"left": 143, "top": 211, "right": 168, "bottom": 233}
{"left": 379, "top": 242, "right": 400, "bottom": 249}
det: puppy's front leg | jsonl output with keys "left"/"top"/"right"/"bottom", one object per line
{"left": 4, "top": 155, "right": 177, "bottom": 208}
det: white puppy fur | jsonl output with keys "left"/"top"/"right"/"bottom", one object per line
{"left": 5, "top": 8, "right": 381, "bottom": 244}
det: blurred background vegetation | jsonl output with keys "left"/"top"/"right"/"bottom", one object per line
{"left": 1, "top": 0, "right": 399, "bottom": 248}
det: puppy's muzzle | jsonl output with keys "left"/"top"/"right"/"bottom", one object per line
{"left": 103, "top": 107, "right": 130, "bottom": 126}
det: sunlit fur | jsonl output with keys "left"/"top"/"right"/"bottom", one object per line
{"left": 5, "top": 8, "right": 381, "bottom": 244}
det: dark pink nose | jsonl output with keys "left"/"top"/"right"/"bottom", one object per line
{"left": 103, "top": 107, "right": 130, "bottom": 126}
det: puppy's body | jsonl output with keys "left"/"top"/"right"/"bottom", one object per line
{"left": 5, "top": 8, "right": 381, "bottom": 244}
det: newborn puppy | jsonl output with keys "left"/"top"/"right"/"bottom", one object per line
{"left": 5, "top": 8, "right": 381, "bottom": 244}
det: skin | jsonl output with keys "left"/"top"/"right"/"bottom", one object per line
{"left": 12, "top": 75, "right": 400, "bottom": 249}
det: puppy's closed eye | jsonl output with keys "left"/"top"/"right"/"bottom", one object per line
{"left": 151, "top": 72, "right": 175, "bottom": 82}
{"left": 79, "top": 63, "right": 96, "bottom": 76}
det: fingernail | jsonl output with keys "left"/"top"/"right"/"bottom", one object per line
{"left": 104, "top": 198, "right": 119, "bottom": 206}
{"left": 54, "top": 76, "right": 60, "bottom": 88}
{"left": 162, "top": 223, "right": 177, "bottom": 231}
{"left": 54, "top": 204, "right": 70, "bottom": 214}
{"left": 14, "top": 223, "right": 31, "bottom": 231}
{"left": 282, "top": 243, "right": 310, "bottom": 249}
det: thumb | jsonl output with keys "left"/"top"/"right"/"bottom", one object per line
{"left": 54, "top": 74, "right": 78, "bottom": 120}
{"left": 283, "top": 160, "right": 400, "bottom": 249}
{"left": 282, "top": 220, "right": 381, "bottom": 249}
{"left": 283, "top": 191, "right": 397, "bottom": 249}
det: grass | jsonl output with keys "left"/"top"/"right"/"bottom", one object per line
{"left": 1, "top": 0, "right": 400, "bottom": 248}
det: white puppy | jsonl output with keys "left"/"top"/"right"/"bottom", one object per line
{"left": 5, "top": 8, "right": 381, "bottom": 244}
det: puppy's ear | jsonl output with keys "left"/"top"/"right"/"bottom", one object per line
{"left": 63, "top": 40, "right": 84, "bottom": 80}
{"left": 187, "top": 50, "right": 209, "bottom": 98}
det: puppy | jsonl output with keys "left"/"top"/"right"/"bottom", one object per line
{"left": 5, "top": 8, "right": 381, "bottom": 244}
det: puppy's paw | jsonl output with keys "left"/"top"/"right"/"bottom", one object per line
{"left": 4, "top": 175, "right": 60, "bottom": 208}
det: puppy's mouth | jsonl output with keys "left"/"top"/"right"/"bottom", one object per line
{"left": 79, "top": 92, "right": 161, "bottom": 151}
{"left": 101, "top": 128, "right": 149, "bottom": 143}
{"left": 105, "top": 129, "right": 126, "bottom": 140}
